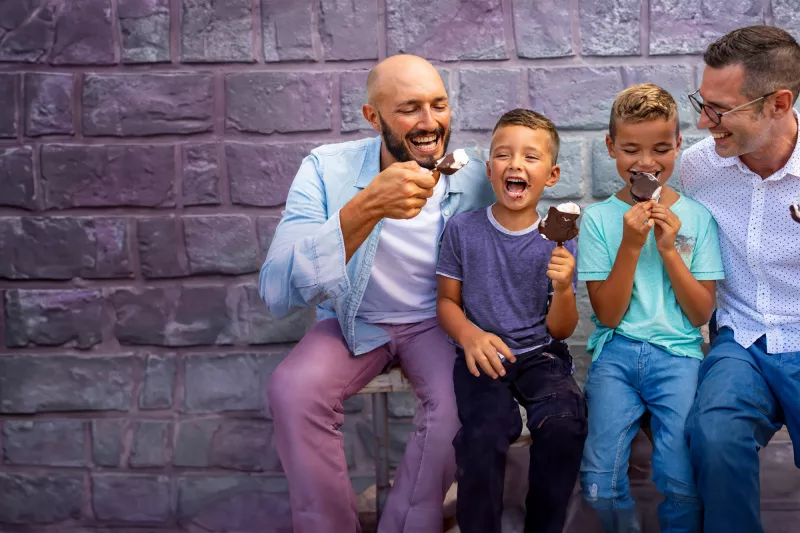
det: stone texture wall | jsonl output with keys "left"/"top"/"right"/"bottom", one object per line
{"left": 0, "top": 1, "right": 798, "bottom": 531}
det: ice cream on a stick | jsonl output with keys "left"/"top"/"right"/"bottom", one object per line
{"left": 432, "top": 149, "right": 469, "bottom": 180}
{"left": 539, "top": 202, "right": 581, "bottom": 246}
{"left": 629, "top": 171, "right": 662, "bottom": 203}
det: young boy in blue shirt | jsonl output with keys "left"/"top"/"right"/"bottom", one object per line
{"left": 578, "top": 83, "right": 725, "bottom": 533}
{"left": 437, "top": 109, "right": 587, "bottom": 533}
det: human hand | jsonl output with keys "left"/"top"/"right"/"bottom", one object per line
{"left": 621, "top": 200, "right": 654, "bottom": 250}
{"left": 363, "top": 161, "right": 436, "bottom": 220}
{"left": 462, "top": 329, "right": 515, "bottom": 379}
{"left": 651, "top": 204, "right": 682, "bottom": 254}
{"left": 547, "top": 245, "right": 575, "bottom": 294}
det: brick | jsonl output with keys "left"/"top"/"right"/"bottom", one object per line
{"left": 591, "top": 136, "right": 621, "bottom": 197}
{"left": 51, "top": 0, "right": 115, "bottom": 65}
{"left": 774, "top": 0, "right": 800, "bottom": 42}
{"left": 649, "top": 0, "right": 763, "bottom": 55}
{"left": 112, "top": 286, "right": 236, "bottom": 347}
{"left": 0, "top": 354, "right": 138, "bottom": 413}
{"left": 512, "top": 0, "right": 572, "bottom": 58}
{"left": 92, "top": 474, "right": 171, "bottom": 522}
{"left": 3, "top": 420, "right": 86, "bottom": 467}
{"left": 92, "top": 419, "right": 124, "bottom": 467}
{"left": 0, "top": 2, "right": 56, "bottom": 63}
{"left": 256, "top": 215, "right": 281, "bottom": 258}
{"left": 227, "top": 142, "right": 317, "bottom": 206}
{"left": 177, "top": 475, "right": 288, "bottom": 520}
{"left": 236, "top": 284, "right": 314, "bottom": 344}
{"left": 0, "top": 74, "right": 17, "bottom": 137}
{"left": 24, "top": 73, "right": 73, "bottom": 136}
{"left": 119, "top": 0, "right": 170, "bottom": 63}
{"left": 340, "top": 70, "right": 371, "bottom": 132}
{"left": 386, "top": 0, "right": 506, "bottom": 60}
{"left": 623, "top": 65, "right": 696, "bottom": 127}
{"left": 129, "top": 421, "right": 171, "bottom": 468}
{"left": 83, "top": 74, "right": 213, "bottom": 136}
{"left": 226, "top": 73, "right": 332, "bottom": 134}
{"left": 175, "top": 418, "right": 272, "bottom": 472}
{"left": 42, "top": 145, "right": 175, "bottom": 208}
{"left": 183, "top": 353, "right": 281, "bottom": 413}
{"left": 181, "top": 0, "right": 253, "bottom": 62}
{"left": 137, "top": 217, "right": 188, "bottom": 279}
{"left": 388, "top": 392, "right": 418, "bottom": 418}
{"left": 0, "top": 146, "right": 35, "bottom": 210}
{"left": 319, "top": 0, "right": 378, "bottom": 60}
{"left": 261, "top": 0, "right": 314, "bottom": 61}
{"left": 182, "top": 144, "right": 222, "bottom": 206}
{"left": 579, "top": 0, "right": 641, "bottom": 56}
{"left": 573, "top": 282, "right": 595, "bottom": 345}
{"left": 4, "top": 289, "right": 104, "bottom": 349}
{"left": 542, "top": 139, "right": 584, "bottom": 200}
{"left": 183, "top": 215, "right": 260, "bottom": 275}
{"left": 457, "top": 69, "right": 522, "bottom": 131}
{"left": 0, "top": 473, "right": 83, "bottom": 524}
{"left": 530, "top": 67, "right": 624, "bottom": 129}
{"left": 139, "top": 354, "right": 176, "bottom": 409}
{"left": 0, "top": 217, "right": 132, "bottom": 280}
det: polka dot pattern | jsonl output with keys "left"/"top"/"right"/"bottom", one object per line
{"left": 679, "top": 122, "right": 800, "bottom": 354}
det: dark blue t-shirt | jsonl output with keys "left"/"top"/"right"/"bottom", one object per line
{"left": 436, "top": 206, "right": 578, "bottom": 354}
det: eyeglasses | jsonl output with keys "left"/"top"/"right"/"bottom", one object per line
{"left": 688, "top": 89, "right": 776, "bottom": 125}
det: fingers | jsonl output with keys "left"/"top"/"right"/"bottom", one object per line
{"left": 550, "top": 245, "right": 574, "bottom": 260}
{"left": 473, "top": 351, "right": 500, "bottom": 379}
{"left": 406, "top": 170, "right": 436, "bottom": 190}
{"left": 489, "top": 337, "right": 516, "bottom": 364}
{"left": 465, "top": 353, "right": 481, "bottom": 377}
{"left": 482, "top": 347, "right": 507, "bottom": 377}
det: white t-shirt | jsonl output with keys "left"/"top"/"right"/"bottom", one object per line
{"left": 358, "top": 176, "right": 447, "bottom": 324}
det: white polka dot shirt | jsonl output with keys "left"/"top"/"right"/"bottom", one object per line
{"left": 680, "top": 111, "right": 800, "bottom": 354}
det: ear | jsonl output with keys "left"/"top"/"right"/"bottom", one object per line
{"left": 485, "top": 159, "right": 491, "bottom": 181}
{"left": 362, "top": 104, "right": 381, "bottom": 133}
{"left": 545, "top": 164, "right": 561, "bottom": 187}
{"left": 674, "top": 133, "right": 683, "bottom": 160}
{"left": 770, "top": 89, "right": 794, "bottom": 118}
{"left": 605, "top": 133, "right": 617, "bottom": 159}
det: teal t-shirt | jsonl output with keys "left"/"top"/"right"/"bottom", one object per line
{"left": 577, "top": 195, "right": 725, "bottom": 361}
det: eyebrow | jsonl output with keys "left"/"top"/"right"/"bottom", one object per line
{"left": 396, "top": 96, "right": 448, "bottom": 107}
{"left": 698, "top": 92, "right": 730, "bottom": 109}
{"left": 492, "top": 145, "right": 544, "bottom": 153}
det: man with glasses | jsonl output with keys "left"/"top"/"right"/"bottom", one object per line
{"left": 680, "top": 26, "right": 800, "bottom": 533}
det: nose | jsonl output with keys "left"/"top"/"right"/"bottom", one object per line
{"left": 697, "top": 108, "right": 714, "bottom": 130}
{"left": 510, "top": 152, "right": 523, "bottom": 169}
{"left": 417, "top": 106, "right": 437, "bottom": 131}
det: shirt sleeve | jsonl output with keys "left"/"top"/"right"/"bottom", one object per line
{"left": 690, "top": 211, "right": 726, "bottom": 280}
{"left": 258, "top": 153, "right": 350, "bottom": 318}
{"left": 436, "top": 216, "right": 464, "bottom": 281}
{"left": 577, "top": 208, "right": 613, "bottom": 281}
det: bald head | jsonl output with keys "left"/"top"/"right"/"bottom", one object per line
{"left": 366, "top": 54, "right": 445, "bottom": 107}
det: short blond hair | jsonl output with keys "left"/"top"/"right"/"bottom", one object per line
{"left": 492, "top": 108, "right": 560, "bottom": 164}
{"left": 609, "top": 83, "right": 679, "bottom": 140}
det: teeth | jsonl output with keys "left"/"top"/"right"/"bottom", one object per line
{"left": 412, "top": 135, "right": 436, "bottom": 143}
{"left": 712, "top": 132, "right": 731, "bottom": 139}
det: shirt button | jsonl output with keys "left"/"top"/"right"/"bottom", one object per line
{"left": 443, "top": 209, "right": 450, "bottom": 216}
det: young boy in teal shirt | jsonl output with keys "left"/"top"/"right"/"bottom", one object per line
{"left": 578, "top": 83, "right": 725, "bottom": 533}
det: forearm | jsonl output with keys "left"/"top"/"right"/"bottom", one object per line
{"left": 340, "top": 189, "right": 384, "bottom": 263}
{"left": 661, "top": 250, "right": 715, "bottom": 326}
{"left": 591, "top": 245, "right": 641, "bottom": 328}
{"left": 437, "top": 296, "right": 480, "bottom": 346}
{"left": 546, "top": 287, "right": 578, "bottom": 340}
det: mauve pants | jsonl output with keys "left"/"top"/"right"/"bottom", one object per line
{"left": 267, "top": 317, "right": 460, "bottom": 533}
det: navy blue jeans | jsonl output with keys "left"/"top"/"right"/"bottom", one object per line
{"left": 685, "top": 327, "right": 800, "bottom": 533}
{"left": 452, "top": 341, "right": 587, "bottom": 533}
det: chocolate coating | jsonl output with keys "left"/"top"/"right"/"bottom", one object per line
{"left": 436, "top": 152, "right": 461, "bottom": 175}
{"left": 630, "top": 171, "right": 661, "bottom": 203}
{"left": 791, "top": 204, "right": 800, "bottom": 224}
{"left": 539, "top": 206, "right": 579, "bottom": 244}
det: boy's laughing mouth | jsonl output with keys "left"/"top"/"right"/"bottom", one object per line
{"left": 504, "top": 176, "right": 529, "bottom": 199}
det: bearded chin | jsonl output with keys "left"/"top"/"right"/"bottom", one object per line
{"left": 379, "top": 116, "right": 450, "bottom": 170}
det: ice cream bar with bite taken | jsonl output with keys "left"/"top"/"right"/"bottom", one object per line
{"left": 791, "top": 202, "right": 800, "bottom": 224}
{"left": 629, "top": 171, "right": 662, "bottom": 203}
{"left": 432, "top": 149, "right": 469, "bottom": 179}
{"left": 539, "top": 202, "right": 581, "bottom": 245}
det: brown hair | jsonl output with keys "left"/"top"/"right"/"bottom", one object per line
{"left": 704, "top": 25, "right": 800, "bottom": 105}
{"left": 492, "top": 108, "right": 560, "bottom": 164}
{"left": 609, "top": 83, "right": 679, "bottom": 140}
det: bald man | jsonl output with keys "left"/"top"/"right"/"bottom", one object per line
{"left": 261, "top": 55, "right": 495, "bottom": 533}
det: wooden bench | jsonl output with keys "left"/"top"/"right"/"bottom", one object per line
{"left": 357, "top": 366, "right": 532, "bottom": 519}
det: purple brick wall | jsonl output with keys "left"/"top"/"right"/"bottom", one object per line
{"left": 0, "top": 1, "right": 797, "bottom": 531}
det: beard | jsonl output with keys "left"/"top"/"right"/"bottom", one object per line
{"left": 379, "top": 113, "right": 450, "bottom": 170}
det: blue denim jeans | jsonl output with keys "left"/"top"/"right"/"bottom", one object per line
{"left": 685, "top": 327, "right": 800, "bottom": 533}
{"left": 580, "top": 334, "right": 702, "bottom": 533}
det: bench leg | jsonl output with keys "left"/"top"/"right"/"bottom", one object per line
{"left": 372, "top": 391, "right": 391, "bottom": 520}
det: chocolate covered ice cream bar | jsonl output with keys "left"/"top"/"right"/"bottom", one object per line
{"left": 629, "top": 171, "right": 662, "bottom": 203}
{"left": 791, "top": 203, "right": 800, "bottom": 224}
{"left": 433, "top": 149, "right": 469, "bottom": 178}
{"left": 539, "top": 202, "right": 581, "bottom": 245}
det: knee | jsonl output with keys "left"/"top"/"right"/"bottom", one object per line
{"left": 686, "top": 409, "right": 744, "bottom": 462}
{"left": 581, "top": 471, "right": 628, "bottom": 503}
{"left": 266, "top": 362, "right": 313, "bottom": 422}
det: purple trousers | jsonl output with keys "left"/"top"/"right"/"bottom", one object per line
{"left": 267, "top": 317, "right": 460, "bottom": 533}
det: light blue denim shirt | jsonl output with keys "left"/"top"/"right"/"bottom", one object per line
{"left": 259, "top": 135, "right": 495, "bottom": 355}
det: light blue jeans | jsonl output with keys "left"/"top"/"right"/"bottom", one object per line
{"left": 580, "top": 334, "right": 702, "bottom": 533}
